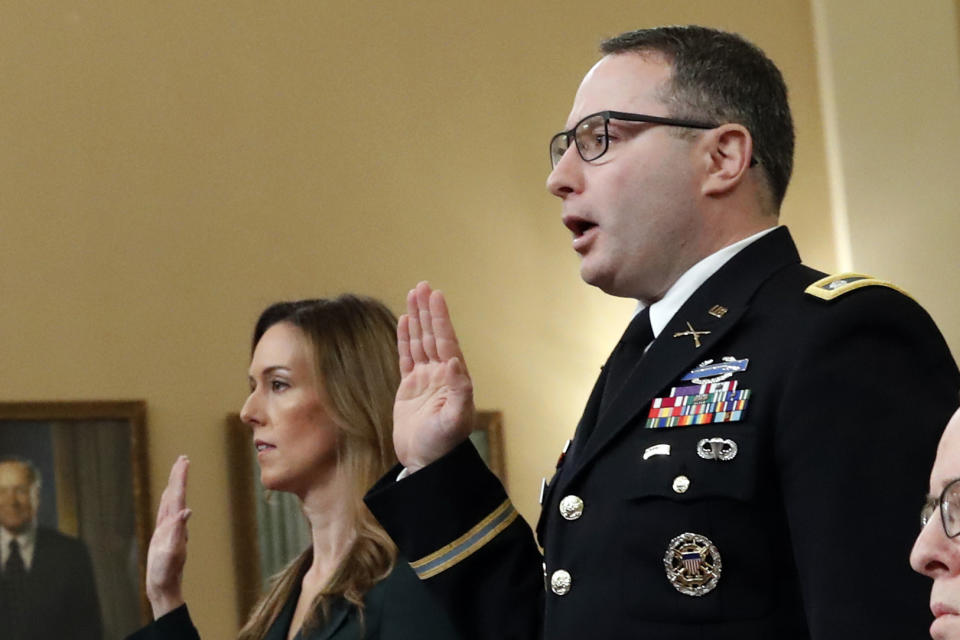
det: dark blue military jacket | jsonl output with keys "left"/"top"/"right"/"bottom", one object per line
{"left": 367, "top": 227, "right": 960, "bottom": 640}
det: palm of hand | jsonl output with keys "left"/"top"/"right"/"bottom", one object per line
{"left": 145, "top": 456, "right": 191, "bottom": 617}
{"left": 146, "top": 510, "right": 188, "bottom": 598}
{"left": 394, "top": 283, "right": 475, "bottom": 472}
{"left": 394, "top": 358, "right": 474, "bottom": 470}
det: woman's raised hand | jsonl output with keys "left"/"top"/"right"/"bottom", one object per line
{"left": 145, "top": 455, "right": 192, "bottom": 619}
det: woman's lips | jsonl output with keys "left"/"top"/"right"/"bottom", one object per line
{"left": 254, "top": 440, "right": 276, "bottom": 453}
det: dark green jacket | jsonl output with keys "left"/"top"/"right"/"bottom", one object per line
{"left": 128, "top": 560, "right": 461, "bottom": 640}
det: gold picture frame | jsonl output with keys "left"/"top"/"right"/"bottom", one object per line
{"left": 225, "top": 412, "right": 262, "bottom": 621}
{"left": 470, "top": 410, "right": 507, "bottom": 485}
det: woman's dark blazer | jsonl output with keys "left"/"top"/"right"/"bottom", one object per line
{"left": 127, "top": 560, "right": 461, "bottom": 640}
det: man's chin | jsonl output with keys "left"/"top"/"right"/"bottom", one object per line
{"left": 580, "top": 267, "right": 636, "bottom": 299}
{"left": 931, "top": 613, "right": 960, "bottom": 640}
{"left": 579, "top": 262, "right": 612, "bottom": 291}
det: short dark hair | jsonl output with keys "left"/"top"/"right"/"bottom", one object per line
{"left": 601, "top": 25, "right": 794, "bottom": 208}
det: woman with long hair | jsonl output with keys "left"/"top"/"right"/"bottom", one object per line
{"left": 131, "top": 295, "right": 459, "bottom": 640}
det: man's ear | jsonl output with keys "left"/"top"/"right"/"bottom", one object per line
{"left": 700, "top": 124, "right": 753, "bottom": 197}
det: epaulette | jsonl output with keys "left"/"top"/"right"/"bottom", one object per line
{"left": 804, "top": 272, "right": 913, "bottom": 301}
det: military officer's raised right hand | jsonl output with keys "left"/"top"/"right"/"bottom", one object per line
{"left": 393, "top": 281, "right": 475, "bottom": 474}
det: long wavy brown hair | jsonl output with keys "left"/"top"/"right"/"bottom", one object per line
{"left": 237, "top": 295, "right": 399, "bottom": 639}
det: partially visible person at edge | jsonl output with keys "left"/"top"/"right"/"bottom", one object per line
{"left": 913, "top": 406, "right": 960, "bottom": 640}
{"left": 0, "top": 456, "right": 103, "bottom": 640}
{"left": 128, "top": 296, "right": 460, "bottom": 640}
{"left": 364, "top": 25, "right": 960, "bottom": 640}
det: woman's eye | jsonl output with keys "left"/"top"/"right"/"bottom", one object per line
{"left": 271, "top": 380, "right": 289, "bottom": 392}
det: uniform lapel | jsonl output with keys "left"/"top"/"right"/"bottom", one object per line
{"left": 567, "top": 365, "right": 610, "bottom": 460}
{"left": 562, "top": 227, "right": 801, "bottom": 487}
{"left": 536, "top": 365, "right": 609, "bottom": 539}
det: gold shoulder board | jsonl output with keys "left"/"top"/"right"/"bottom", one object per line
{"left": 804, "top": 272, "right": 913, "bottom": 301}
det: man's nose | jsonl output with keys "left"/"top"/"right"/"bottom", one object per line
{"left": 546, "top": 145, "right": 585, "bottom": 198}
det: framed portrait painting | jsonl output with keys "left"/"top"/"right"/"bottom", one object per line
{"left": 0, "top": 401, "right": 151, "bottom": 639}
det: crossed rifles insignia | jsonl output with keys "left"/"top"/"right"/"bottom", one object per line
{"left": 673, "top": 322, "right": 711, "bottom": 348}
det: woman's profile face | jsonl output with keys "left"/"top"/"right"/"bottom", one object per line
{"left": 240, "top": 322, "right": 340, "bottom": 496}
{"left": 912, "top": 409, "right": 960, "bottom": 639}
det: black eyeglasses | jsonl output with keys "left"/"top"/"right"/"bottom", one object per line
{"left": 920, "top": 477, "right": 960, "bottom": 538}
{"left": 549, "top": 110, "right": 718, "bottom": 169}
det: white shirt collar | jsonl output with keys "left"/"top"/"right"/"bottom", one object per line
{"left": 641, "top": 226, "right": 779, "bottom": 337}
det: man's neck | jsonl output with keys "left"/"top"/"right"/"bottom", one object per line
{"left": 635, "top": 216, "right": 778, "bottom": 306}
{"left": 643, "top": 225, "right": 779, "bottom": 338}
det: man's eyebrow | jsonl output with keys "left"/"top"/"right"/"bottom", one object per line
{"left": 933, "top": 476, "right": 960, "bottom": 494}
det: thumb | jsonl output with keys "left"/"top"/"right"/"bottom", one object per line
{"left": 446, "top": 357, "right": 473, "bottom": 390}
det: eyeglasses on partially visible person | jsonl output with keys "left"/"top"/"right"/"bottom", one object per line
{"left": 921, "top": 477, "right": 960, "bottom": 539}
{"left": 912, "top": 407, "right": 960, "bottom": 640}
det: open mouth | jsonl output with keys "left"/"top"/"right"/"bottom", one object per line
{"left": 563, "top": 215, "right": 599, "bottom": 253}
{"left": 254, "top": 440, "right": 275, "bottom": 453}
{"left": 564, "top": 216, "right": 597, "bottom": 238}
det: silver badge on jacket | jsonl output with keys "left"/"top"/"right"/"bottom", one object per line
{"left": 663, "top": 532, "right": 722, "bottom": 596}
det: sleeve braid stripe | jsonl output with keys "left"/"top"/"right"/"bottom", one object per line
{"left": 409, "top": 499, "right": 518, "bottom": 580}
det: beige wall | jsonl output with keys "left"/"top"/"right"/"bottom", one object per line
{"left": 1, "top": 2, "right": 845, "bottom": 636}
{"left": 813, "top": 0, "right": 960, "bottom": 356}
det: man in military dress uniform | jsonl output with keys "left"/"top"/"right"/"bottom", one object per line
{"left": 366, "top": 26, "right": 960, "bottom": 639}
